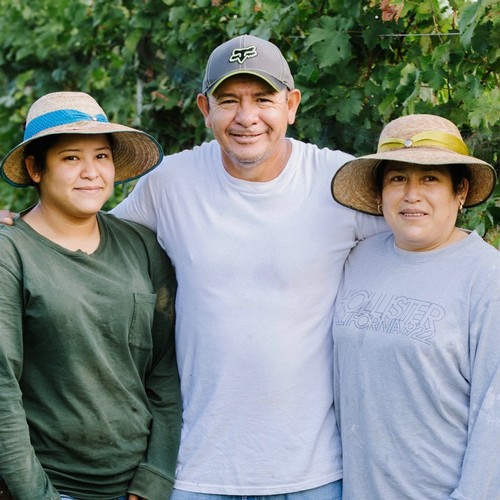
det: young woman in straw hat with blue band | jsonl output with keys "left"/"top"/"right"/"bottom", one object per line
{"left": 331, "top": 114, "right": 500, "bottom": 499}
{"left": 0, "top": 92, "right": 181, "bottom": 499}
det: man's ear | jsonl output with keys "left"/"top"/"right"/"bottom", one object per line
{"left": 197, "top": 93, "right": 212, "bottom": 128}
{"left": 286, "top": 88, "right": 301, "bottom": 126}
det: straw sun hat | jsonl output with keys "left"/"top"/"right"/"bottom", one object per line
{"left": 331, "top": 114, "right": 497, "bottom": 216}
{"left": 0, "top": 91, "right": 163, "bottom": 187}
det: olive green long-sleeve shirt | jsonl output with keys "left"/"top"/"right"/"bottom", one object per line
{"left": 0, "top": 213, "right": 181, "bottom": 499}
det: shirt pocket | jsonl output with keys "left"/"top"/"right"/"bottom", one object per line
{"left": 128, "top": 292, "right": 157, "bottom": 350}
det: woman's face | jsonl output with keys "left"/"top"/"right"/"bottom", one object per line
{"left": 26, "top": 134, "right": 115, "bottom": 220}
{"left": 381, "top": 162, "right": 468, "bottom": 252}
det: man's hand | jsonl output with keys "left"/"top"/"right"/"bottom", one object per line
{"left": 0, "top": 210, "right": 16, "bottom": 225}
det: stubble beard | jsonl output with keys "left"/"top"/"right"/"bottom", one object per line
{"left": 224, "top": 148, "right": 274, "bottom": 172}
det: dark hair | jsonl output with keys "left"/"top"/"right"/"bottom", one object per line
{"left": 22, "top": 135, "right": 60, "bottom": 189}
{"left": 374, "top": 161, "right": 470, "bottom": 197}
{"left": 23, "top": 133, "right": 116, "bottom": 189}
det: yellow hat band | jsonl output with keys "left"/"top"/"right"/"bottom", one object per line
{"left": 378, "top": 130, "right": 469, "bottom": 156}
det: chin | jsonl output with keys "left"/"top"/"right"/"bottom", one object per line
{"left": 72, "top": 204, "right": 105, "bottom": 216}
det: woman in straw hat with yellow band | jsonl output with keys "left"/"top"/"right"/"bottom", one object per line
{"left": 0, "top": 92, "right": 181, "bottom": 499}
{"left": 330, "top": 114, "right": 500, "bottom": 499}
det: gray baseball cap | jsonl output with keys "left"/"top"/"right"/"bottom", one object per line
{"left": 202, "top": 34, "right": 295, "bottom": 94}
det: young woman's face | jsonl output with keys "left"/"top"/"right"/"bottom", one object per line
{"left": 26, "top": 134, "right": 115, "bottom": 220}
{"left": 381, "top": 162, "right": 468, "bottom": 252}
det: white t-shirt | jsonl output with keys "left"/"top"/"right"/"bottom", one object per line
{"left": 112, "top": 138, "right": 387, "bottom": 494}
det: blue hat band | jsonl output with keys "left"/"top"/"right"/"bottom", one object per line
{"left": 24, "top": 109, "right": 108, "bottom": 141}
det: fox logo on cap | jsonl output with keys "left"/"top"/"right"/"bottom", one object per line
{"left": 229, "top": 45, "right": 257, "bottom": 64}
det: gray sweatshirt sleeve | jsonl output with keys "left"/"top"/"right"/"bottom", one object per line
{"left": 451, "top": 296, "right": 500, "bottom": 500}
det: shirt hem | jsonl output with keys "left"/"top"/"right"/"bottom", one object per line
{"left": 173, "top": 471, "right": 342, "bottom": 495}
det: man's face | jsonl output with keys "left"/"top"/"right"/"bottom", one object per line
{"left": 197, "top": 75, "right": 301, "bottom": 181}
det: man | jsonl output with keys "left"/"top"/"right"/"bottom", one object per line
{"left": 112, "top": 34, "right": 387, "bottom": 499}
{"left": 1, "top": 35, "right": 387, "bottom": 499}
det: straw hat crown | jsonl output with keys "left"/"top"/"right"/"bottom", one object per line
{"left": 1, "top": 91, "right": 163, "bottom": 187}
{"left": 331, "top": 114, "right": 497, "bottom": 215}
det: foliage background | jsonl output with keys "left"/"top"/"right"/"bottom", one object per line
{"left": 0, "top": 0, "right": 498, "bottom": 245}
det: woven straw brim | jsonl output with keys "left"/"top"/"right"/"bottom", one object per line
{"left": 1, "top": 121, "right": 162, "bottom": 188}
{"left": 331, "top": 147, "right": 497, "bottom": 216}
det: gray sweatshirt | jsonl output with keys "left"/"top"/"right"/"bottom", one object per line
{"left": 333, "top": 231, "right": 500, "bottom": 500}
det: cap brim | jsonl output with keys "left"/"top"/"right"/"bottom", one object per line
{"left": 205, "top": 70, "right": 287, "bottom": 95}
